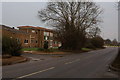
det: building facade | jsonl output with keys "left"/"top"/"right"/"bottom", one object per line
{"left": 2, "top": 25, "right": 61, "bottom": 48}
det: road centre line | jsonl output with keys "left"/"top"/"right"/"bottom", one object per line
{"left": 65, "top": 59, "right": 80, "bottom": 64}
{"left": 64, "top": 52, "right": 103, "bottom": 65}
{"left": 64, "top": 52, "right": 101, "bottom": 65}
{"left": 15, "top": 67, "right": 55, "bottom": 79}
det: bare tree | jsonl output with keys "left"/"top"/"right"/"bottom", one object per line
{"left": 87, "top": 26, "right": 101, "bottom": 38}
{"left": 38, "top": 2, "right": 102, "bottom": 50}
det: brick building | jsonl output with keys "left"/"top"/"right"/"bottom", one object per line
{"left": 2, "top": 25, "right": 61, "bottom": 48}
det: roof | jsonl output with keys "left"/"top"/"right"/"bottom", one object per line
{"left": 17, "top": 26, "right": 34, "bottom": 28}
{"left": 2, "top": 25, "right": 29, "bottom": 34}
{"left": 18, "top": 26, "right": 53, "bottom": 32}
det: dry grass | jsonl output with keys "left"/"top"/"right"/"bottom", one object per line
{"left": 2, "top": 56, "right": 27, "bottom": 66}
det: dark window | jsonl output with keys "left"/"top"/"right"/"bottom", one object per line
{"left": 16, "top": 38, "right": 20, "bottom": 43}
{"left": 44, "top": 36, "right": 46, "bottom": 40}
{"left": 36, "top": 41, "right": 38, "bottom": 43}
{"left": 24, "top": 40, "right": 28, "bottom": 43}
{"left": 47, "top": 36, "right": 49, "bottom": 40}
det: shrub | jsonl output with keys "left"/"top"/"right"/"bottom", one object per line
{"left": 38, "top": 48, "right": 44, "bottom": 51}
{"left": 84, "top": 39, "right": 95, "bottom": 49}
{"left": 91, "top": 36, "right": 104, "bottom": 48}
{"left": 85, "top": 42, "right": 96, "bottom": 49}
{"left": 2, "top": 36, "right": 22, "bottom": 56}
{"left": 112, "top": 48, "right": 120, "bottom": 69}
{"left": 44, "top": 41, "right": 48, "bottom": 49}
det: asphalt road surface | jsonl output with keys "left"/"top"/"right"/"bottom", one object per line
{"left": 2, "top": 47, "right": 120, "bottom": 79}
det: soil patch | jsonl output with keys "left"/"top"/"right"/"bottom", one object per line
{"left": 2, "top": 56, "right": 28, "bottom": 66}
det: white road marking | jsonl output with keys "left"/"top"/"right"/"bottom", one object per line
{"left": 65, "top": 59, "right": 80, "bottom": 64}
{"left": 29, "top": 57, "right": 41, "bottom": 61}
{"left": 16, "top": 67, "right": 55, "bottom": 79}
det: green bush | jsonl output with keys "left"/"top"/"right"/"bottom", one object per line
{"left": 84, "top": 39, "right": 95, "bottom": 49}
{"left": 38, "top": 48, "right": 44, "bottom": 51}
{"left": 44, "top": 41, "right": 48, "bottom": 49}
{"left": 2, "top": 36, "right": 22, "bottom": 56}
{"left": 21, "top": 48, "right": 43, "bottom": 51}
{"left": 85, "top": 42, "right": 96, "bottom": 49}
{"left": 91, "top": 36, "right": 104, "bottom": 48}
{"left": 82, "top": 48, "right": 92, "bottom": 52}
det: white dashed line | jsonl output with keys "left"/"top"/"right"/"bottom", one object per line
{"left": 65, "top": 59, "right": 80, "bottom": 64}
{"left": 16, "top": 67, "right": 55, "bottom": 79}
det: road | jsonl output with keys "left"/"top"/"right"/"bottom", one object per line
{"left": 2, "top": 47, "right": 120, "bottom": 79}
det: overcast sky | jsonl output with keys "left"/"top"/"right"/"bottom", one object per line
{"left": 0, "top": 1, "right": 118, "bottom": 41}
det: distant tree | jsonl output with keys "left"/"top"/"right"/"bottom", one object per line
{"left": 112, "top": 39, "right": 118, "bottom": 46}
{"left": 104, "top": 39, "right": 112, "bottom": 45}
{"left": 87, "top": 27, "right": 101, "bottom": 38}
{"left": 38, "top": 2, "right": 102, "bottom": 50}
{"left": 84, "top": 38, "right": 96, "bottom": 49}
{"left": 91, "top": 36, "right": 104, "bottom": 48}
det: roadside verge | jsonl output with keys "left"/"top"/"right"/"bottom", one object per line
{"left": 2, "top": 56, "right": 28, "bottom": 66}
{"left": 109, "top": 65, "right": 120, "bottom": 72}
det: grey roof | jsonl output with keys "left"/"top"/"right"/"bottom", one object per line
{"left": 2, "top": 25, "right": 29, "bottom": 34}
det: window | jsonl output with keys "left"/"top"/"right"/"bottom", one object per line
{"left": 44, "top": 36, "right": 48, "bottom": 40}
{"left": 50, "top": 41, "right": 52, "bottom": 46}
{"left": 47, "top": 32, "right": 49, "bottom": 36}
{"left": 31, "top": 40, "right": 34, "bottom": 43}
{"left": 31, "top": 40, "right": 38, "bottom": 43}
{"left": 32, "top": 30, "right": 35, "bottom": 33}
{"left": 27, "top": 29, "right": 29, "bottom": 33}
{"left": 16, "top": 38, "right": 20, "bottom": 43}
{"left": 50, "top": 32, "right": 53, "bottom": 37}
{"left": 54, "top": 41, "right": 57, "bottom": 44}
{"left": 24, "top": 39, "right": 28, "bottom": 44}
{"left": 49, "top": 37, "right": 53, "bottom": 40}
{"left": 36, "top": 40, "right": 38, "bottom": 43}
{"left": 47, "top": 36, "right": 49, "bottom": 40}
{"left": 44, "top": 32, "right": 47, "bottom": 36}
{"left": 44, "top": 32, "right": 49, "bottom": 36}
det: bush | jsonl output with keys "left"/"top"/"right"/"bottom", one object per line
{"left": 85, "top": 42, "right": 96, "bottom": 49}
{"left": 2, "top": 36, "right": 22, "bottom": 56}
{"left": 38, "top": 48, "right": 44, "bottom": 51}
{"left": 112, "top": 48, "right": 120, "bottom": 69}
{"left": 44, "top": 41, "right": 48, "bottom": 49}
{"left": 84, "top": 39, "right": 95, "bottom": 49}
{"left": 91, "top": 36, "right": 104, "bottom": 48}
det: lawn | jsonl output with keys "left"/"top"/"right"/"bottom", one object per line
{"left": 21, "top": 48, "right": 44, "bottom": 51}
{"left": 81, "top": 48, "right": 92, "bottom": 51}
{"left": 21, "top": 48, "right": 60, "bottom": 52}
{"left": 21, "top": 47, "right": 93, "bottom": 52}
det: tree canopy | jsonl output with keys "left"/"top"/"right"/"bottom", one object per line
{"left": 39, "top": 2, "right": 102, "bottom": 50}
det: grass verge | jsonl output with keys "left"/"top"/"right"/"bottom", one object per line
{"left": 81, "top": 48, "right": 92, "bottom": 52}
{"left": 111, "top": 48, "right": 120, "bottom": 71}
